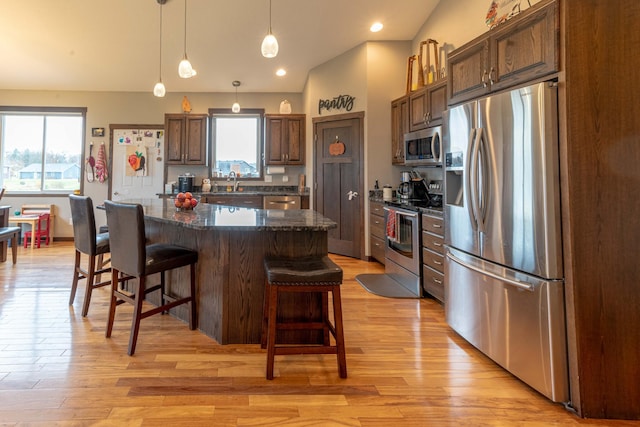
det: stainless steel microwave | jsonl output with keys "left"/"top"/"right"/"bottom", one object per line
{"left": 404, "top": 126, "right": 442, "bottom": 166}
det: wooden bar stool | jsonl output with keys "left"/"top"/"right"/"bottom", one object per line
{"left": 261, "top": 255, "right": 347, "bottom": 380}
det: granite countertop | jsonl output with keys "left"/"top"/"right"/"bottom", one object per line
{"left": 369, "top": 191, "right": 443, "bottom": 217}
{"left": 115, "top": 198, "right": 336, "bottom": 232}
{"left": 159, "top": 185, "right": 309, "bottom": 198}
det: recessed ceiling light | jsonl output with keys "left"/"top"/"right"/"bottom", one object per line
{"left": 370, "top": 22, "right": 383, "bottom": 32}
{"left": 276, "top": 68, "right": 287, "bottom": 76}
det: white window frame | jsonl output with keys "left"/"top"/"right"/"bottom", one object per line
{"left": 0, "top": 106, "right": 87, "bottom": 195}
{"left": 208, "top": 108, "right": 264, "bottom": 180}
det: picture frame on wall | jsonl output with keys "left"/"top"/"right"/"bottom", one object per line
{"left": 91, "top": 127, "right": 105, "bottom": 137}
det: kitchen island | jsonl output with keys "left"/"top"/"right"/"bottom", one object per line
{"left": 115, "top": 198, "right": 336, "bottom": 345}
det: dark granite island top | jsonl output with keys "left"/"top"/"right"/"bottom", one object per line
{"left": 115, "top": 198, "right": 336, "bottom": 345}
{"left": 130, "top": 198, "right": 334, "bottom": 231}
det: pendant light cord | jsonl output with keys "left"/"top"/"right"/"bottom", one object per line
{"left": 268, "top": 0, "right": 273, "bottom": 34}
{"left": 183, "top": 0, "right": 188, "bottom": 56}
{"left": 158, "top": 3, "right": 163, "bottom": 80}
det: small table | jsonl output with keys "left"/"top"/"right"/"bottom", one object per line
{"left": 8, "top": 215, "right": 40, "bottom": 249}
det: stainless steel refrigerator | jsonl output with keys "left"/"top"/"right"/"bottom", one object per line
{"left": 443, "top": 81, "right": 569, "bottom": 403}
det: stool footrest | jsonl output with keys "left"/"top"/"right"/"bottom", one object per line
{"left": 276, "top": 321, "right": 328, "bottom": 330}
{"left": 273, "top": 346, "right": 339, "bottom": 356}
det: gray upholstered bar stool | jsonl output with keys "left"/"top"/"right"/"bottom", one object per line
{"left": 69, "top": 194, "right": 111, "bottom": 317}
{"left": 261, "top": 255, "right": 347, "bottom": 380}
{"left": 104, "top": 200, "right": 198, "bottom": 356}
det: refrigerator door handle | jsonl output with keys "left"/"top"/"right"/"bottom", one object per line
{"left": 465, "top": 128, "right": 478, "bottom": 230}
{"left": 475, "top": 127, "right": 488, "bottom": 233}
{"left": 469, "top": 127, "right": 482, "bottom": 230}
{"left": 447, "top": 250, "right": 534, "bottom": 292}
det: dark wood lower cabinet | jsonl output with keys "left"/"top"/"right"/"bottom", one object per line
{"left": 421, "top": 213, "right": 444, "bottom": 303}
{"left": 369, "top": 200, "right": 385, "bottom": 264}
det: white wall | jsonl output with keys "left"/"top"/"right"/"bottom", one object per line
{"left": 0, "top": 89, "right": 302, "bottom": 237}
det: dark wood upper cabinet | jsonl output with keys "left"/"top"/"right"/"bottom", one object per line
{"left": 448, "top": 0, "right": 558, "bottom": 105}
{"left": 165, "top": 114, "right": 208, "bottom": 165}
{"left": 264, "top": 114, "right": 306, "bottom": 165}
{"left": 391, "top": 95, "right": 409, "bottom": 165}
{"left": 409, "top": 80, "right": 448, "bottom": 131}
{"left": 447, "top": 39, "right": 490, "bottom": 106}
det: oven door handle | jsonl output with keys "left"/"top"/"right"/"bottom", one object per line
{"left": 383, "top": 207, "right": 418, "bottom": 218}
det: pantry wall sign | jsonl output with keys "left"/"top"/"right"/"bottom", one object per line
{"left": 318, "top": 94, "right": 355, "bottom": 115}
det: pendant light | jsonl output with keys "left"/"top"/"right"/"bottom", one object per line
{"left": 178, "top": 0, "right": 197, "bottom": 78}
{"left": 232, "top": 81, "right": 241, "bottom": 113}
{"left": 261, "top": 0, "right": 279, "bottom": 58}
{"left": 153, "top": 0, "right": 166, "bottom": 97}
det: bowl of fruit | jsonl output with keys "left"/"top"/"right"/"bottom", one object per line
{"left": 174, "top": 192, "right": 199, "bottom": 211}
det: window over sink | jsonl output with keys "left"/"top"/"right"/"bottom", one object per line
{"left": 209, "top": 108, "right": 264, "bottom": 180}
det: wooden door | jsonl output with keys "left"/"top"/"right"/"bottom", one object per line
{"left": 313, "top": 112, "right": 364, "bottom": 259}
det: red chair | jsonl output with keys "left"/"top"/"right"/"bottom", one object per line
{"left": 24, "top": 213, "right": 50, "bottom": 248}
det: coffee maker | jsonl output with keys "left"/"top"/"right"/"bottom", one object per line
{"left": 397, "top": 170, "right": 430, "bottom": 201}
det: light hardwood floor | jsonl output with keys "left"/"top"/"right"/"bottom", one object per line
{"left": 0, "top": 242, "right": 635, "bottom": 426}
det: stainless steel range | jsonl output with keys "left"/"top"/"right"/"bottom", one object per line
{"left": 384, "top": 204, "right": 422, "bottom": 296}
{"left": 356, "top": 176, "right": 442, "bottom": 299}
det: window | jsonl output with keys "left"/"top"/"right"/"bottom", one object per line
{"left": 209, "top": 108, "right": 263, "bottom": 179}
{"left": 0, "top": 107, "right": 86, "bottom": 193}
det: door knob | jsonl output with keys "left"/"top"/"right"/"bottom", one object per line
{"left": 347, "top": 190, "right": 359, "bottom": 200}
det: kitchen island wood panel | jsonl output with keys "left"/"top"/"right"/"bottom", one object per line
{"left": 120, "top": 199, "right": 335, "bottom": 345}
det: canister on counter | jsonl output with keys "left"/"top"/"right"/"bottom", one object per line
{"left": 383, "top": 185, "right": 393, "bottom": 201}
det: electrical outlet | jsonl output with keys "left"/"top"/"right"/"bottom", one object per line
{"left": 282, "top": 175, "right": 289, "bottom": 182}
{"left": 265, "top": 175, "right": 272, "bottom": 183}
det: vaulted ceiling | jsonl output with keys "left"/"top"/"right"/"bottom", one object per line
{"left": 0, "top": 0, "right": 441, "bottom": 94}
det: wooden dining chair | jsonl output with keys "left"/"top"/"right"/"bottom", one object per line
{"left": 104, "top": 200, "right": 198, "bottom": 356}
